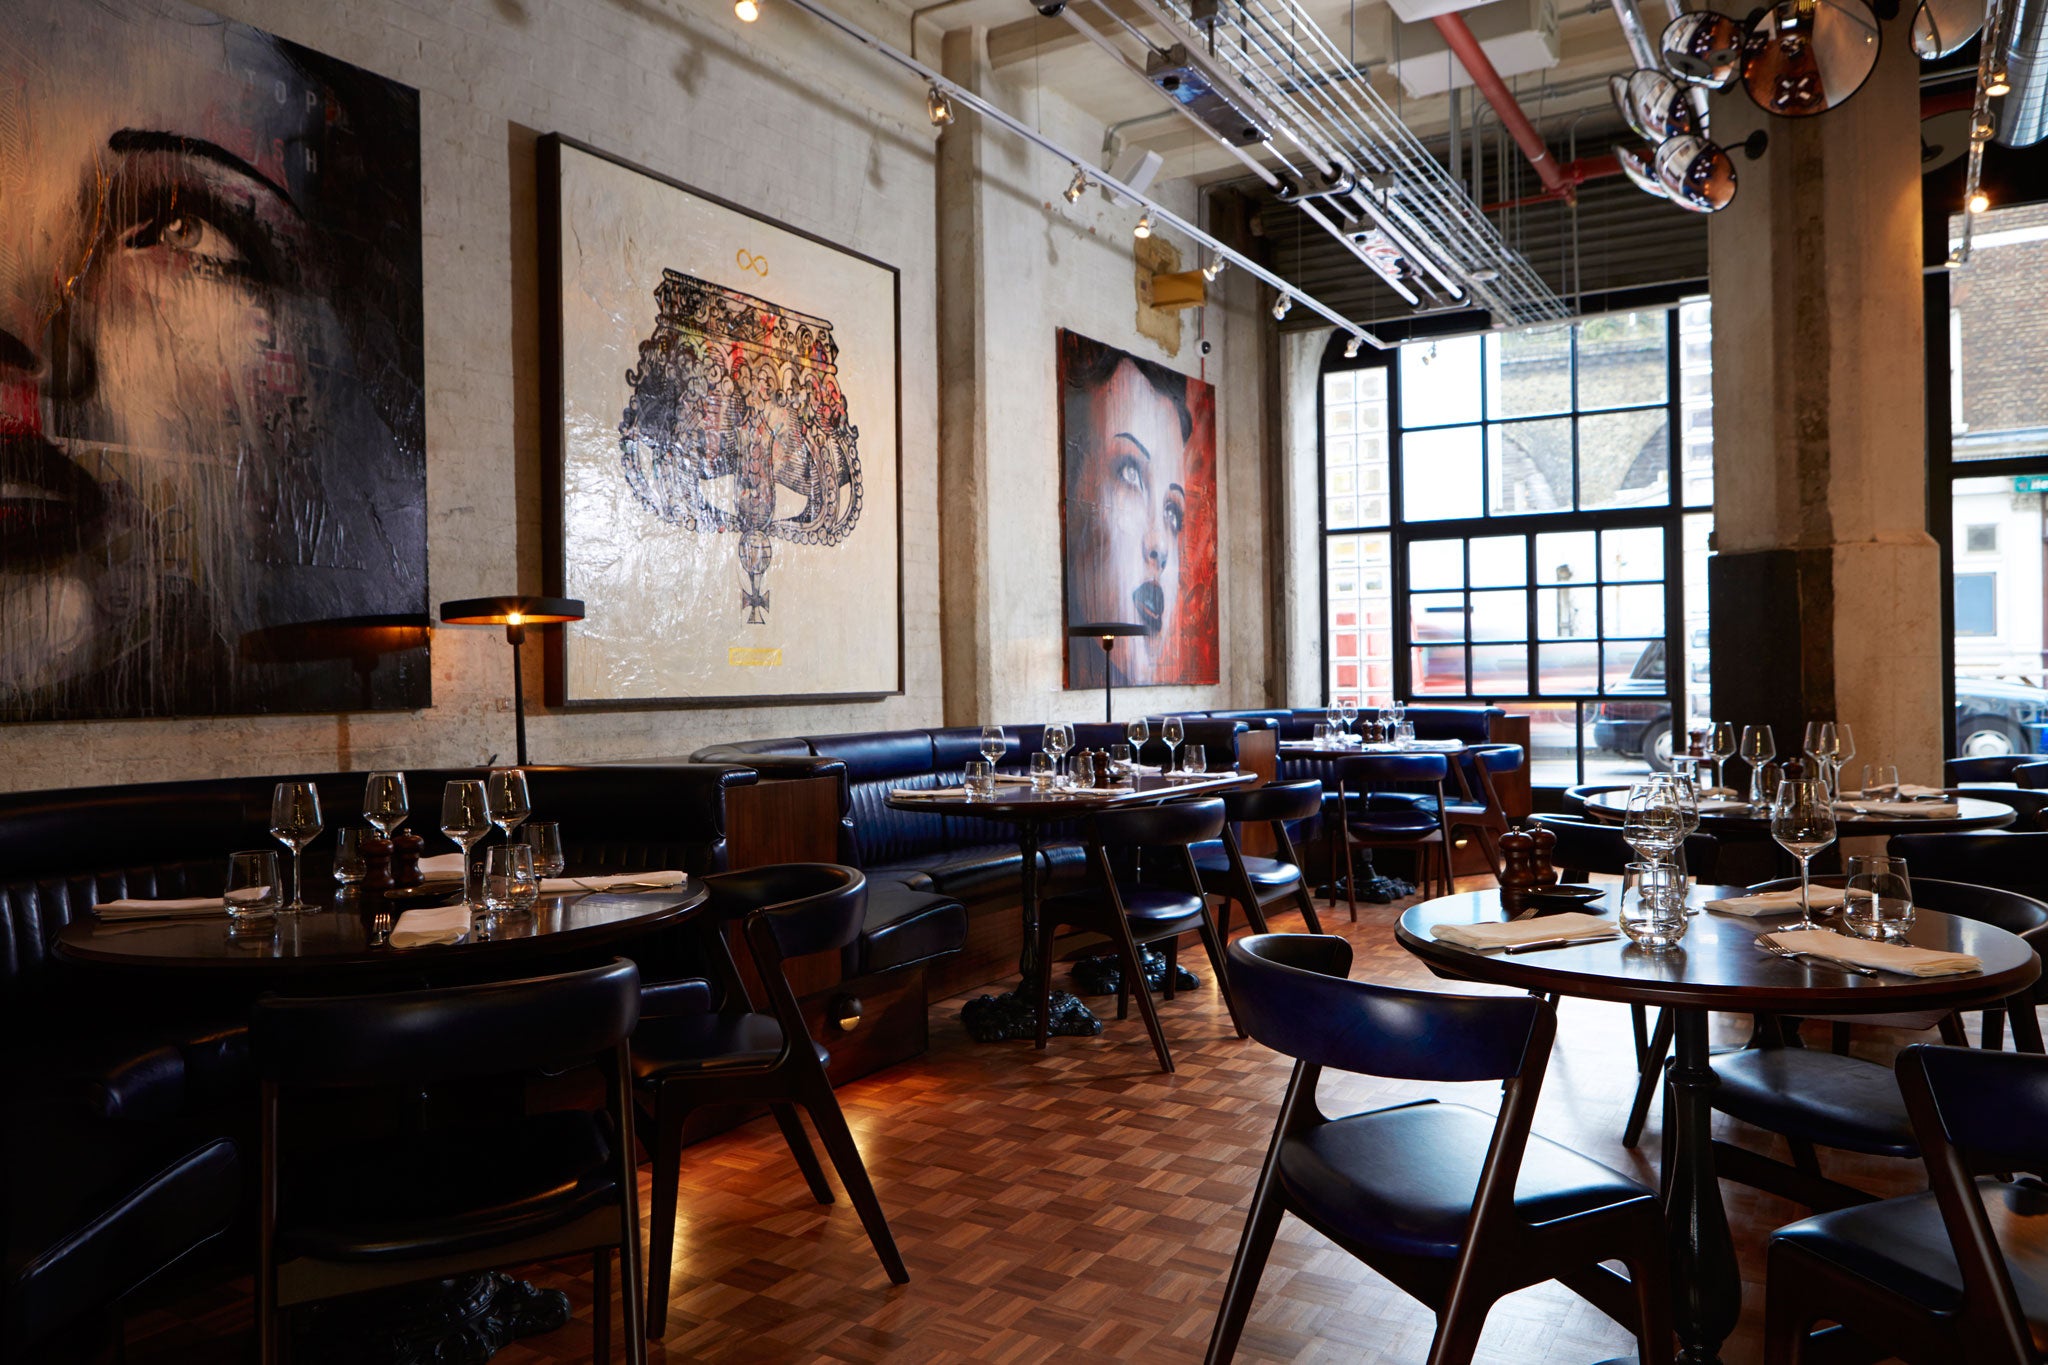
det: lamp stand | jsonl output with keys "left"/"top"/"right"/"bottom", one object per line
{"left": 1099, "top": 636, "right": 1117, "bottom": 723}
{"left": 506, "top": 622, "right": 528, "bottom": 767}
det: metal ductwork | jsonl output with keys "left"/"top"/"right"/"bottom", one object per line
{"left": 1997, "top": 0, "right": 2048, "bottom": 146}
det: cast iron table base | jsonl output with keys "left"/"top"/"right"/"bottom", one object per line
{"left": 1068, "top": 948, "right": 1200, "bottom": 997}
{"left": 296, "top": 1272, "right": 568, "bottom": 1364}
{"left": 960, "top": 988, "right": 1104, "bottom": 1043}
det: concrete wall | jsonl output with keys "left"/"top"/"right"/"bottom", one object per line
{"left": 2, "top": 0, "right": 1275, "bottom": 791}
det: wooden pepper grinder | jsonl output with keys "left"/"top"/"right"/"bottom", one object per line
{"left": 390, "top": 830, "right": 426, "bottom": 887}
{"left": 1498, "top": 828, "right": 1540, "bottom": 917}
{"left": 1529, "top": 823, "right": 1559, "bottom": 888}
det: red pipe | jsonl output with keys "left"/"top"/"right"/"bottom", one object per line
{"left": 1431, "top": 12, "right": 1573, "bottom": 204}
{"left": 1485, "top": 154, "right": 1624, "bottom": 211}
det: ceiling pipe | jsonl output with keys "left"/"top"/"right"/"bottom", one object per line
{"left": 1484, "top": 153, "right": 1623, "bottom": 209}
{"left": 1430, "top": 12, "right": 1575, "bottom": 203}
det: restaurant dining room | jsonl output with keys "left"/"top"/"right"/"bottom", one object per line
{"left": 9, "top": 0, "right": 2048, "bottom": 1361}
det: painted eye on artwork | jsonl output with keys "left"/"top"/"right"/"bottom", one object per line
{"left": 1114, "top": 454, "right": 1144, "bottom": 492}
{"left": 1164, "top": 496, "right": 1184, "bottom": 537}
{"left": 122, "top": 209, "right": 249, "bottom": 269}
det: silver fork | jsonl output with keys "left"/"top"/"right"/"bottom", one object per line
{"left": 1755, "top": 933, "right": 1877, "bottom": 977}
{"left": 370, "top": 910, "right": 393, "bottom": 946}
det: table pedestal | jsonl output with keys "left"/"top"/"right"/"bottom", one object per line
{"left": 958, "top": 823, "right": 1104, "bottom": 1044}
{"left": 296, "top": 1272, "right": 568, "bottom": 1364}
{"left": 1665, "top": 1009, "right": 1739, "bottom": 1364}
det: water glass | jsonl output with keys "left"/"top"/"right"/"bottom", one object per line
{"left": 1313, "top": 722, "right": 1331, "bottom": 748}
{"left": 333, "top": 827, "right": 372, "bottom": 885}
{"left": 1183, "top": 744, "right": 1206, "bottom": 775}
{"left": 1395, "top": 721, "right": 1417, "bottom": 746}
{"left": 483, "top": 844, "right": 540, "bottom": 917}
{"left": 1621, "top": 860, "right": 1687, "bottom": 949}
{"left": 225, "top": 850, "right": 282, "bottom": 924}
{"left": 1030, "top": 752, "right": 1055, "bottom": 791}
{"left": 1070, "top": 752, "right": 1096, "bottom": 789}
{"left": 1860, "top": 764, "right": 1901, "bottom": 802}
{"left": 522, "top": 821, "right": 566, "bottom": 877}
{"left": 1109, "top": 743, "right": 1134, "bottom": 785}
{"left": 964, "top": 759, "right": 995, "bottom": 800}
{"left": 1845, "top": 854, "right": 1914, "bottom": 940}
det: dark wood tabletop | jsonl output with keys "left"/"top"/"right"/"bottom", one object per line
{"left": 1396, "top": 885, "right": 2040, "bottom": 1013}
{"left": 1277, "top": 739, "right": 1467, "bottom": 756}
{"left": 1579, "top": 788, "right": 2017, "bottom": 837}
{"left": 885, "top": 769, "right": 1254, "bottom": 820}
{"left": 53, "top": 881, "right": 708, "bottom": 974}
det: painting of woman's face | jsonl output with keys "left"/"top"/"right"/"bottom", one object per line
{"left": 0, "top": 0, "right": 426, "bottom": 721}
{"left": 1060, "top": 331, "right": 1218, "bottom": 689}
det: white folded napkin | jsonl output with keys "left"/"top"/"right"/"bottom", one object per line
{"left": 892, "top": 785, "right": 967, "bottom": 798}
{"left": 1844, "top": 783, "right": 1946, "bottom": 800}
{"left": 1430, "top": 912, "right": 1617, "bottom": 950}
{"left": 1765, "top": 928, "right": 1982, "bottom": 977}
{"left": 1159, "top": 770, "right": 1221, "bottom": 782}
{"left": 1700, "top": 786, "right": 1739, "bottom": 799}
{"left": 1699, "top": 798, "right": 1755, "bottom": 814}
{"left": 540, "top": 870, "right": 688, "bottom": 894}
{"left": 94, "top": 896, "right": 226, "bottom": 922}
{"left": 1834, "top": 800, "right": 1961, "bottom": 819}
{"left": 992, "top": 774, "right": 1036, "bottom": 785}
{"left": 389, "top": 904, "right": 471, "bottom": 948}
{"left": 1704, "top": 886, "right": 1849, "bottom": 916}
{"left": 417, "top": 852, "right": 467, "bottom": 881}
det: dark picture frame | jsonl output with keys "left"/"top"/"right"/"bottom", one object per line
{"left": 538, "top": 134, "right": 904, "bottom": 709}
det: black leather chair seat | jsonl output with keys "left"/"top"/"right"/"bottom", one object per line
{"left": 1773, "top": 1179, "right": 2048, "bottom": 1343}
{"left": 1041, "top": 884, "right": 1206, "bottom": 931}
{"left": 277, "top": 1110, "right": 614, "bottom": 1263}
{"left": 1709, "top": 1048, "right": 1918, "bottom": 1156}
{"left": 852, "top": 882, "right": 967, "bottom": 975}
{"left": 1191, "top": 845, "right": 1298, "bottom": 889}
{"left": 1345, "top": 808, "right": 1442, "bottom": 836}
{"left": 1278, "top": 1100, "right": 1651, "bottom": 1259}
{"left": 3, "top": 1115, "right": 239, "bottom": 1355}
{"left": 632, "top": 1010, "right": 831, "bottom": 1077}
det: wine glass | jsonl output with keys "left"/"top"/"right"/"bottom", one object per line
{"left": 363, "top": 771, "right": 409, "bottom": 837}
{"left": 1707, "top": 723, "right": 1737, "bottom": 793}
{"left": 1125, "top": 717, "right": 1149, "bottom": 765}
{"left": 1389, "top": 698, "right": 1408, "bottom": 728}
{"left": 1803, "top": 722, "right": 1837, "bottom": 796}
{"left": 1740, "top": 724, "right": 1776, "bottom": 809}
{"left": 1339, "top": 696, "right": 1359, "bottom": 738}
{"left": 1161, "top": 715, "right": 1185, "bottom": 772}
{"left": 1326, "top": 703, "right": 1343, "bottom": 737}
{"left": 269, "top": 781, "right": 323, "bottom": 914}
{"left": 440, "top": 780, "right": 493, "bottom": 909}
{"left": 1043, "top": 723, "right": 1072, "bottom": 787}
{"left": 1829, "top": 724, "right": 1856, "bottom": 800}
{"left": 1771, "top": 777, "right": 1839, "bottom": 930}
{"left": 979, "top": 724, "right": 1006, "bottom": 767}
{"left": 1623, "top": 780, "right": 1683, "bottom": 863}
{"left": 487, "top": 768, "right": 532, "bottom": 844}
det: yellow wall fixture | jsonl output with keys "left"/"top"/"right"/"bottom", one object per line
{"left": 1147, "top": 269, "right": 1209, "bottom": 312}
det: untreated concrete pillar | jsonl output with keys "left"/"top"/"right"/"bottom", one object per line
{"left": 1706, "top": 20, "right": 1941, "bottom": 784}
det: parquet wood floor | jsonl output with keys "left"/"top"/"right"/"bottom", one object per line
{"left": 123, "top": 878, "right": 1966, "bottom": 1364}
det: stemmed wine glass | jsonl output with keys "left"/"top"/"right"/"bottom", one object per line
{"left": 1771, "top": 777, "right": 1839, "bottom": 930}
{"left": 1740, "top": 724, "right": 1776, "bottom": 809}
{"left": 269, "top": 782, "right": 323, "bottom": 914}
{"left": 1339, "top": 696, "right": 1359, "bottom": 739}
{"left": 1804, "top": 722, "right": 1856, "bottom": 800}
{"left": 1623, "top": 779, "right": 1683, "bottom": 864}
{"left": 1161, "top": 715, "right": 1185, "bottom": 773}
{"left": 486, "top": 768, "right": 531, "bottom": 846}
{"left": 363, "top": 771, "right": 409, "bottom": 838}
{"left": 1326, "top": 703, "right": 1343, "bottom": 738}
{"left": 1389, "top": 698, "right": 1408, "bottom": 729}
{"left": 440, "top": 780, "right": 493, "bottom": 909}
{"left": 1707, "top": 722, "right": 1737, "bottom": 793}
{"left": 979, "top": 725, "right": 1006, "bottom": 770}
{"left": 1043, "top": 722, "right": 1072, "bottom": 787}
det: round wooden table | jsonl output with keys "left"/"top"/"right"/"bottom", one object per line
{"left": 1579, "top": 788, "right": 2017, "bottom": 838}
{"left": 55, "top": 882, "right": 708, "bottom": 977}
{"left": 1397, "top": 886, "right": 2040, "bottom": 1365}
{"left": 887, "top": 770, "right": 1252, "bottom": 1040}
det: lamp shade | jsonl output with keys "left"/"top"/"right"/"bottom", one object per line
{"left": 438, "top": 595, "right": 584, "bottom": 626}
{"left": 1067, "top": 621, "right": 1151, "bottom": 639}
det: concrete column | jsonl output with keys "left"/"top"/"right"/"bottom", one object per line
{"left": 1705, "top": 20, "right": 1941, "bottom": 784}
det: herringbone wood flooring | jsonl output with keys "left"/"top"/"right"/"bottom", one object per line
{"left": 125, "top": 878, "right": 1965, "bottom": 1364}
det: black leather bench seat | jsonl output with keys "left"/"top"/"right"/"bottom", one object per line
{"left": 853, "top": 882, "right": 970, "bottom": 977}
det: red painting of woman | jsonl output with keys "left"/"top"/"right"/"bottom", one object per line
{"left": 1059, "top": 330, "right": 1218, "bottom": 689}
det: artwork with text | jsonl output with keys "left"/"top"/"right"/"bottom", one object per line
{"left": 0, "top": 0, "right": 427, "bottom": 722}
{"left": 1059, "top": 330, "right": 1219, "bottom": 689}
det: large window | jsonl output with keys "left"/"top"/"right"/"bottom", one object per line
{"left": 1321, "top": 300, "right": 1714, "bottom": 786}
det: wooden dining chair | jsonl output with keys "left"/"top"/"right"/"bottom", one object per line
{"left": 1334, "top": 753, "right": 1454, "bottom": 916}
{"left": 1035, "top": 798, "right": 1238, "bottom": 1073}
{"left": 249, "top": 959, "right": 647, "bottom": 1365}
{"left": 1764, "top": 1044, "right": 2048, "bottom": 1364}
{"left": 631, "top": 864, "right": 907, "bottom": 1340}
{"left": 1441, "top": 743, "right": 1525, "bottom": 876}
{"left": 1206, "top": 934, "right": 1672, "bottom": 1365}
{"left": 1195, "top": 780, "right": 1326, "bottom": 938}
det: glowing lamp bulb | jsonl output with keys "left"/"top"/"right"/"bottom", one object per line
{"left": 734, "top": 0, "right": 759, "bottom": 19}
{"left": 1989, "top": 70, "right": 2012, "bottom": 96}
{"left": 1133, "top": 210, "right": 1153, "bottom": 239}
{"left": 1968, "top": 191, "right": 1991, "bottom": 214}
{"left": 505, "top": 611, "right": 526, "bottom": 627}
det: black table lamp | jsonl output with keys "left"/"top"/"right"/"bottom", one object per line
{"left": 1067, "top": 621, "right": 1152, "bottom": 722}
{"left": 438, "top": 596, "right": 584, "bottom": 765}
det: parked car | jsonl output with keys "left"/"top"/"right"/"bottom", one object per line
{"left": 1592, "top": 642, "right": 2048, "bottom": 766}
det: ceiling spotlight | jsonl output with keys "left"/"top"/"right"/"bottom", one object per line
{"left": 1974, "top": 110, "right": 1998, "bottom": 141}
{"left": 734, "top": 0, "right": 760, "bottom": 18}
{"left": 1969, "top": 190, "right": 1991, "bottom": 213}
{"left": 1343, "top": 335, "right": 1363, "bottom": 358}
{"left": 1202, "top": 250, "right": 1226, "bottom": 282}
{"left": 1064, "top": 167, "right": 1087, "bottom": 203}
{"left": 1133, "top": 210, "right": 1153, "bottom": 239}
{"left": 1271, "top": 292, "right": 1292, "bottom": 321}
{"left": 1989, "top": 69, "right": 2012, "bottom": 96}
{"left": 926, "top": 85, "right": 955, "bottom": 127}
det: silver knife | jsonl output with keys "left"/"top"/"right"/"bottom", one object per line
{"left": 1502, "top": 934, "right": 1618, "bottom": 954}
